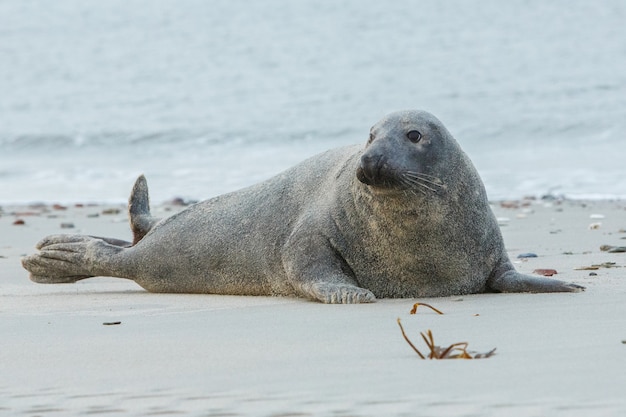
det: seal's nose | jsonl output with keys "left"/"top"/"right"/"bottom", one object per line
{"left": 356, "top": 153, "right": 384, "bottom": 185}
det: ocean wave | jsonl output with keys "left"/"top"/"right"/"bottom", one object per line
{"left": 0, "top": 126, "right": 354, "bottom": 152}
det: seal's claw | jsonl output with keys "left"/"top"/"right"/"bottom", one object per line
{"left": 21, "top": 254, "right": 91, "bottom": 283}
{"left": 36, "top": 234, "right": 92, "bottom": 250}
{"left": 488, "top": 271, "right": 586, "bottom": 294}
{"left": 310, "top": 283, "right": 376, "bottom": 304}
{"left": 28, "top": 273, "right": 91, "bottom": 284}
{"left": 564, "top": 283, "right": 585, "bottom": 292}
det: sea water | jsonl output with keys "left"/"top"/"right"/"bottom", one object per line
{"left": 1, "top": 0, "right": 625, "bottom": 204}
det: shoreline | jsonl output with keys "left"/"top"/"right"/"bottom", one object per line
{"left": 2, "top": 192, "right": 626, "bottom": 208}
{"left": 1, "top": 198, "right": 625, "bottom": 416}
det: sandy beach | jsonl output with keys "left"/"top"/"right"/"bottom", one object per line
{"left": 1, "top": 199, "right": 625, "bottom": 416}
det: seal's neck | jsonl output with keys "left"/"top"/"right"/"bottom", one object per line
{"left": 351, "top": 179, "right": 436, "bottom": 218}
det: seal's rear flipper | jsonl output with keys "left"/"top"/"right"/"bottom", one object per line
{"left": 488, "top": 269, "right": 585, "bottom": 293}
{"left": 22, "top": 234, "right": 127, "bottom": 284}
{"left": 129, "top": 175, "right": 160, "bottom": 245}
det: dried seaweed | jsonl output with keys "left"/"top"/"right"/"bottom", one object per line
{"left": 575, "top": 262, "right": 621, "bottom": 270}
{"left": 409, "top": 302, "right": 444, "bottom": 315}
{"left": 397, "top": 319, "right": 496, "bottom": 360}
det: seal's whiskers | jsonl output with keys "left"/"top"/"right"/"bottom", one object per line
{"left": 404, "top": 171, "right": 442, "bottom": 181}
{"left": 401, "top": 175, "right": 440, "bottom": 193}
{"left": 404, "top": 172, "right": 445, "bottom": 188}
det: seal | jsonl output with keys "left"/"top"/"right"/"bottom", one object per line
{"left": 21, "top": 110, "right": 584, "bottom": 303}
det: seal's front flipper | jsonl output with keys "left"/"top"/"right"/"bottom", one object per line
{"left": 488, "top": 269, "right": 585, "bottom": 293}
{"left": 286, "top": 261, "right": 376, "bottom": 303}
{"left": 283, "top": 233, "right": 375, "bottom": 304}
{"left": 129, "top": 175, "right": 160, "bottom": 245}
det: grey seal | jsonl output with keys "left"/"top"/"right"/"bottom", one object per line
{"left": 21, "top": 110, "right": 584, "bottom": 303}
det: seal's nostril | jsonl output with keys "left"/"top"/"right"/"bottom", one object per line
{"left": 360, "top": 153, "right": 375, "bottom": 165}
{"left": 356, "top": 166, "right": 370, "bottom": 184}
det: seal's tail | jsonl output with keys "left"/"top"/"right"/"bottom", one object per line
{"left": 129, "top": 175, "right": 159, "bottom": 245}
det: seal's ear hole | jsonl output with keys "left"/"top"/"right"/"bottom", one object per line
{"left": 368, "top": 132, "right": 375, "bottom": 144}
{"left": 407, "top": 130, "right": 422, "bottom": 143}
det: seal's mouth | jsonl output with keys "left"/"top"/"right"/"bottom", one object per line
{"left": 356, "top": 165, "right": 375, "bottom": 185}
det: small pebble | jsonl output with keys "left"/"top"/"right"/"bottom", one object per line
{"left": 102, "top": 208, "right": 121, "bottom": 215}
{"left": 60, "top": 222, "right": 75, "bottom": 229}
{"left": 589, "top": 272, "right": 598, "bottom": 276}
{"left": 589, "top": 222, "right": 602, "bottom": 230}
{"left": 167, "top": 197, "right": 199, "bottom": 206}
{"left": 87, "top": 213, "right": 100, "bottom": 218}
{"left": 168, "top": 197, "right": 188, "bottom": 206}
{"left": 600, "top": 244, "right": 626, "bottom": 253}
{"left": 52, "top": 204, "right": 67, "bottom": 211}
{"left": 517, "top": 253, "right": 538, "bottom": 259}
{"left": 533, "top": 269, "right": 557, "bottom": 276}
{"left": 103, "top": 321, "right": 121, "bottom": 326}
{"left": 13, "top": 219, "right": 25, "bottom": 225}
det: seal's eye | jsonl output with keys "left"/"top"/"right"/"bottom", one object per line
{"left": 407, "top": 130, "right": 422, "bottom": 143}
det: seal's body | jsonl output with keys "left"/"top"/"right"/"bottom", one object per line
{"left": 22, "top": 110, "right": 583, "bottom": 303}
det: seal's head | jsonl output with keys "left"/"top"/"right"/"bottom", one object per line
{"left": 356, "top": 110, "right": 453, "bottom": 195}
